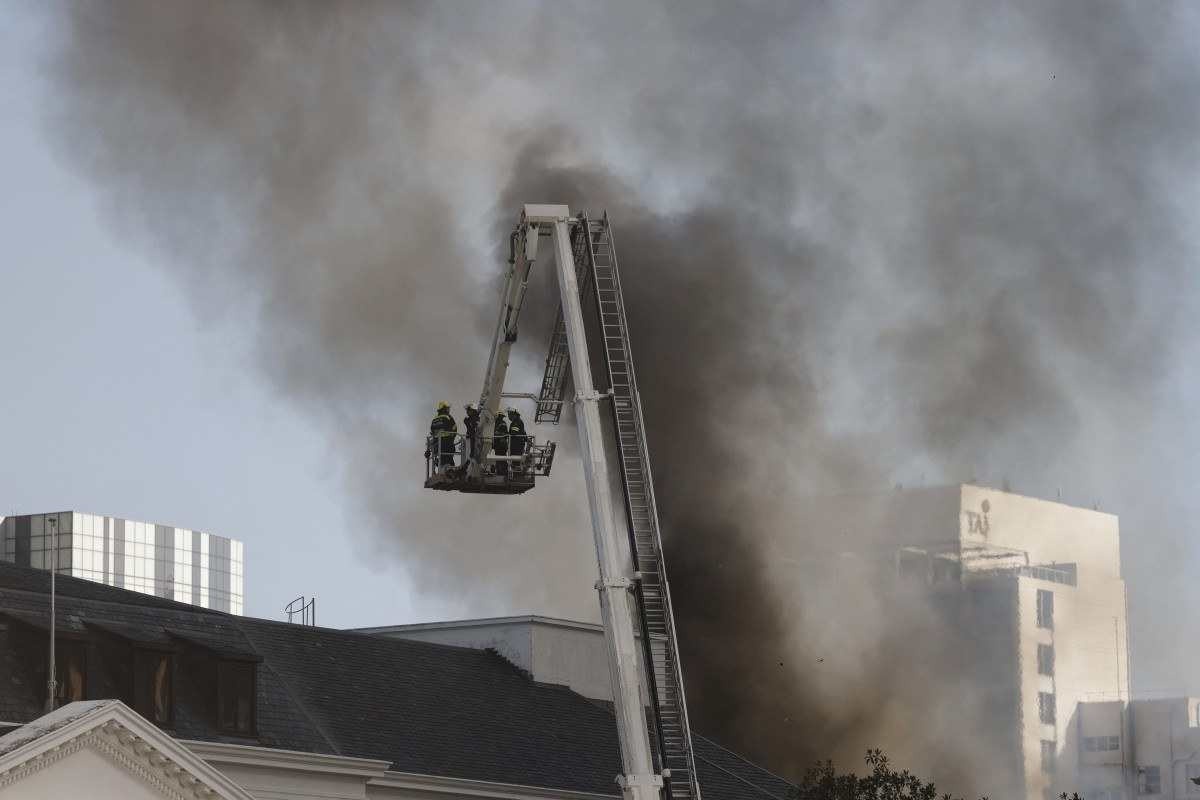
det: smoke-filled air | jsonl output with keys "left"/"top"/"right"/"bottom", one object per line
{"left": 36, "top": 1, "right": 1200, "bottom": 794}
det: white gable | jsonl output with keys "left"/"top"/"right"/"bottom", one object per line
{"left": 1, "top": 743, "right": 167, "bottom": 800}
{"left": 0, "top": 700, "right": 254, "bottom": 800}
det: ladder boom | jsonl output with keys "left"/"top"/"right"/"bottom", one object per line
{"left": 540, "top": 207, "right": 663, "bottom": 800}
{"left": 576, "top": 215, "right": 702, "bottom": 800}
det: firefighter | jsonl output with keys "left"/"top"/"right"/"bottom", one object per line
{"left": 506, "top": 406, "right": 527, "bottom": 474}
{"left": 428, "top": 402, "right": 458, "bottom": 471}
{"left": 492, "top": 409, "right": 509, "bottom": 477}
{"left": 463, "top": 403, "right": 481, "bottom": 463}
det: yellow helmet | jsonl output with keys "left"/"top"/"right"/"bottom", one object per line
{"left": 436, "top": 401, "right": 451, "bottom": 412}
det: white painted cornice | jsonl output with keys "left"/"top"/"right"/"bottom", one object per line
{"left": 369, "top": 770, "right": 618, "bottom": 800}
{"left": 186, "top": 738, "right": 619, "bottom": 800}
{"left": 184, "top": 739, "right": 391, "bottom": 778}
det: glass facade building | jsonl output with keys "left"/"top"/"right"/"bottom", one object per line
{"left": 0, "top": 511, "right": 243, "bottom": 614}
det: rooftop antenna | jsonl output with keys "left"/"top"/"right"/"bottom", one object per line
{"left": 284, "top": 595, "right": 316, "bottom": 626}
{"left": 45, "top": 515, "right": 58, "bottom": 713}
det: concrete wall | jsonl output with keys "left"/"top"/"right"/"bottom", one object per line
{"left": 958, "top": 485, "right": 1121, "bottom": 580}
{"left": 530, "top": 622, "right": 623, "bottom": 703}
{"left": 961, "top": 575, "right": 1026, "bottom": 800}
{"left": 1130, "top": 698, "right": 1200, "bottom": 800}
{"left": 209, "top": 760, "right": 372, "bottom": 800}
{"left": 1014, "top": 569, "right": 1131, "bottom": 800}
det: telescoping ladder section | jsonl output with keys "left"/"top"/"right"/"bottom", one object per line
{"left": 576, "top": 215, "right": 701, "bottom": 800}
{"left": 535, "top": 228, "right": 596, "bottom": 424}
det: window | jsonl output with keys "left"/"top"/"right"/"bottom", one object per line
{"left": 217, "top": 660, "right": 256, "bottom": 735}
{"left": 1187, "top": 764, "right": 1200, "bottom": 794}
{"left": 133, "top": 650, "right": 173, "bottom": 726}
{"left": 1038, "top": 644, "right": 1055, "bottom": 676}
{"left": 1041, "top": 740, "right": 1056, "bottom": 774}
{"left": 54, "top": 640, "right": 87, "bottom": 705}
{"left": 1139, "top": 766, "right": 1161, "bottom": 795}
{"left": 1037, "top": 589, "right": 1054, "bottom": 629}
{"left": 1038, "top": 692, "right": 1056, "bottom": 725}
{"left": 1084, "top": 736, "right": 1121, "bottom": 752}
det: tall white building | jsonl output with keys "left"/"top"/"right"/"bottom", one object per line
{"left": 0, "top": 511, "right": 243, "bottom": 614}
{"left": 763, "top": 484, "right": 1132, "bottom": 800}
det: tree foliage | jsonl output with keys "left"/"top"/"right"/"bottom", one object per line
{"left": 788, "top": 750, "right": 1086, "bottom": 800}
{"left": 789, "top": 750, "right": 973, "bottom": 800}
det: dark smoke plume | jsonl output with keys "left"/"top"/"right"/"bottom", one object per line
{"left": 37, "top": 1, "right": 1200, "bottom": 793}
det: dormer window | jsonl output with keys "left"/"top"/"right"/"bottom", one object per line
{"left": 217, "top": 660, "right": 256, "bottom": 735}
{"left": 55, "top": 639, "right": 87, "bottom": 705}
{"left": 133, "top": 649, "right": 173, "bottom": 726}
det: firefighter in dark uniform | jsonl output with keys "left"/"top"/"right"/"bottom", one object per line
{"left": 463, "top": 403, "right": 481, "bottom": 463}
{"left": 506, "top": 406, "right": 527, "bottom": 474}
{"left": 492, "top": 410, "right": 509, "bottom": 477}
{"left": 429, "top": 402, "right": 458, "bottom": 471}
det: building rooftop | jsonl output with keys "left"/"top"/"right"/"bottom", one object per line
{"left": 1, "top": 511, "right": 244, "bottom": 613}
{"left": 353, "top": 613, "right": 605, "bottom": 635}
{"left": 0, "top": 561, "right": 791, "bottom": 800}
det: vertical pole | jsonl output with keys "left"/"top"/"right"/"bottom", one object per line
{"left": 1123, "top": 585, "right": 1138, "bottom": 797}
{"left": 476, "top": 220, "right": 538, "bottom": 477}
{"left": 551, "top": 217, "right": 661, "bottom": 800}
{"left": 45, "top": 515, "right": 58, "bottom": 713}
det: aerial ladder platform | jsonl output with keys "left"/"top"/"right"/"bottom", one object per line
{"left": 424, "top": 206, "right": 701, "bottom": 800}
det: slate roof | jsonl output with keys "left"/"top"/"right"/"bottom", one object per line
{"left": 0, "top": 561, "right": 792, "bottom": 799}
{"left": 0, "top": 699, "right": 111, "bottom": 757}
